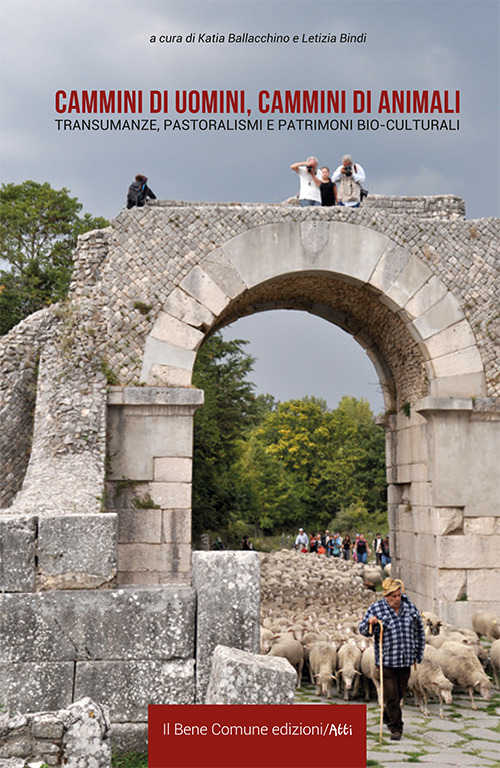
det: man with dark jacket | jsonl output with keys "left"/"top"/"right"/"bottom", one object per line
{"left": 126, "top": 174, "right": 156, "bottom": 209}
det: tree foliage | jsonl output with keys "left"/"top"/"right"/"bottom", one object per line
{"left": 0, "top": 180, "right": 108, "bottom": 334}
{"left": 235, "top": 395, "right": 387, "bottom": 534}
{"left": 191, "top": 333, "right": 271, "bottom": 538}
{"left": 190, "top": 331, "right": 387, "bottom": 540}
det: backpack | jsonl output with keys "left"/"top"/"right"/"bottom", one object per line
{"left": 127, "top": 181, "right": 145, "bottom": 209}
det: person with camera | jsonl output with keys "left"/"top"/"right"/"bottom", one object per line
{"left": 290, "top": 156, "right": 322, "bottom": 206}
{"left": 331, "top": 154, "right": 366, "bottom": 207}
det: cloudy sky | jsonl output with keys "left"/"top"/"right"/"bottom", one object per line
{"left": 1, "top": 0, "right": 498, "bottom": 412}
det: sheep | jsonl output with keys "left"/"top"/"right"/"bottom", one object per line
{"left": 308, "top": 641, "right": 337, "bottom": 699}
{"left": 260, "top": 627, "right": 274, "bottom": 655}
{"left": 336, "top": 641, "right": 362, "bottom": 701}
{"left": 432, "top": 641, "right": 492, "bottom": 710}
{"left": 421, "top": 611, "right": 444, "bottom": 636}
{"left": 268, "top": 635, "right": 304, "bottom": 687}
{"left": 360, "top": 645, "right": 381, "bottom": 704}
{"left": 408, "top": 657, "right": 453, "bottom": 718}
{"left": 472, "top": 610, "right": 500, "bottom": 642}
{"left": 490, "top": 639, "right": 500, "bottom": 689}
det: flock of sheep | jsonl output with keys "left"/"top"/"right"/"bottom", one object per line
{"left": 259, "top": 550, "right": 500, "bottom": 716}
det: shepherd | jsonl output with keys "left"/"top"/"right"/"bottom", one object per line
{"left": 359, "top": 578, "right": 425, "bottom": 741}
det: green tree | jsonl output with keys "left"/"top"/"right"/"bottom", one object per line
{"left": 191, "top": 333, "right": 268, "bottom": 539}
{"left": 236, "top": 395, "right": 387, "bottom": 534}
{"left": 0, "top": 180, "right": 108, "bottom": 334}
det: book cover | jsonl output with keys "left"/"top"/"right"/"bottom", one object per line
{"left": 0, "top": 1, "right": 499, "bottom": 766}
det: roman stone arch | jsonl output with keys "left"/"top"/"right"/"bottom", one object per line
{"left": 1, "top": 198, "right": 499, "bottom": 628}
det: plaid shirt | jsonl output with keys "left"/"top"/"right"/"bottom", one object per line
{"left": 359, "top": 594, "right": 426, "bottom": 668}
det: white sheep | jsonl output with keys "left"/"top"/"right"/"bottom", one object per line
{"left": 268, "top": 635, "right": 304, "bottom": 687}
{"left": 432, "top": 641, "right": 492, "bottom": 710}
{"left": 360, "top": 645, "right": 381, "bottom": 704}
{"left": 490, "top": 639, "right": 500, "bottom": 689}
{"left": 421, "top": 611, "right": 444, "bottom": 636}
{"left": 472, "top": 610, "right": 500, "bottom": 642}
{"left": 336, "top": 642, "right": 362, "bottom": 701}
{"left": 408, "top": 656, "right": 453, "bottom": 718}
{"left": 260, "top": 627, "right": 274, "bottom": 655}
{"left": 308, "top": 641, "right": 337, "bottom": 699}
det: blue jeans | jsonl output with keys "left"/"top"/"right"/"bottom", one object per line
{"left": 358, "top": 552, "right": 368, "bottom": 564}
{"left": 300, "top": 199, "right": 321, "bottom": 207}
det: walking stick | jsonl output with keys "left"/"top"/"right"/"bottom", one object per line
{"left": 370, "top": 619, "right": 384, "bottom": 742}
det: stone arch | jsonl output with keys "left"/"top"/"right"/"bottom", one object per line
{"left": 140, "top": 220, "right": 486, "bottom": 404}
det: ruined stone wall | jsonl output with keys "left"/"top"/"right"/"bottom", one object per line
{"left": 0, "top": 698, "right": 111, "bottom": 768}
{"left": 68, "top": 199, "right": 500, "bottom": 399}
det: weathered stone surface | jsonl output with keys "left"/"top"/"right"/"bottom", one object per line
{"left": 0, "top": 587, "right": 195, "bottom": 662}
{"left": 60, "top": 698, "right": 111, "bottom": 768}
{"left": 0, "top": 698, "right": 110, "bottom": 768}
{"left": 0, "top": 662, "right": 74, "bottom": 713}
{"left": 0, "top": 516, "right": 37, "bottom": 592}
{"left": 192, "top": 551, "right": 260, "bottom": 703}
{"left": 74, "top": 659, "right": 195, "bottom": 721}
{"left": 37, "top": 514, "right": 117, "bottom": 590}
{"left": 205, "top": 645, "right": 296, "bottom": 704}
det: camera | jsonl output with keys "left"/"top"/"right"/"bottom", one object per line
{"left": 344, "top": 164, "right": 353, "bottom": 176}
{"left": 306, "top": 165, "right": 314, "bottom": 172}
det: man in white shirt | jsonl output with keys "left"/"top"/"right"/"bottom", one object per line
{"left": 290, "top": 156, "right": 322, "bottom": 206}
{"left": 295, "top": 528, "right": 309, "bottom": 552}
{"left": 331, "top": 154, "right": 366, "bottom": 207}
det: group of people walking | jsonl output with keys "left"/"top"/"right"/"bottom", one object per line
{"left": 290, "top": 154, "right": 366, "bottom": 208}
{"left": 294, "top": 528, "right": 390, "bottom": 565}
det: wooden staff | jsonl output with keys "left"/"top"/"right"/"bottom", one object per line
{"left": 370, "top": 618, "right": 384, "bottom": 742}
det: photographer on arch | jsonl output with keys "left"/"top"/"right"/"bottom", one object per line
{"left": 331, "top": 154, "right": 366, "bottom": 207}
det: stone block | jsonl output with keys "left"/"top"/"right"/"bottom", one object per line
{"left": 61, "top": 698, "right": 111, "bottom": 768}
{"left": 438, "top": 535, "right": 500, "bottom": 567}
{"left": 107, "top": 406, "right": 196, "bottom": 481}
{"left": 180, "top": 265, "right": 229, "bottom": 315}
{"left": 437, "top": 569, "right": 467, "bottom": 601}
{"left": 110, "top": 723, "right": 148, "bottom": 754}
{"left": 162, "top": 287, "right": 214, "bottom": 329}
{"left": 382, "top": 255, "right": 432, "bottom": 311}
{"left": 0, "top": 587, "right": 195, "bottom": 662}
{"left": 153, "top": 457, "right": 192, "bottom": 483}
{"left": 201, "top": 247, "right": 247, "bottom": 299}
{"left": 205, "top": 645, "right": 296, "bottom": 704}
{"left": 429, "top": 372, "right": 486, "bottom": 399}
{"left": 412, "top": 292, "right": 465, "bottom": 341}
{"left": 162, "top": 509, "right": 192, "bottom": 544}
{"left": 150, "top": 311, "right": 204, "bottom": 350}
{"left": 118, "top": 508, "right": 162, "bottom": 544}
{"left": 464, "top": 517, "right": 496, "bottom": 536}
{"left": 367, "top": 242, "right": 410, "bottom": 295}
{"left": 223, "top": 221, "right": 388, "bottom": 289}
{"left": 435, "top": 507, "right": 464, "bottom": 536}
{"left": 424, "top": 320, "right": 478, "bottom": 359}
{"left": 192, "top": 551, "right": 260, "bottom": 703}
{"left": 0, "top": 662, "right": 74, "bottom": 713}
{"left": 148, "top": 481, "right": 191, "bottom": 509}
{"left": 74, "top": 659, "right": 195, "bottom": 721}
{"left": 37, "top": 514, "right": 117, "bottom": 590}
{"left": 403, "top": 276, "right": 448, "bottom": 320}
{"left": 466, "top": 569, "right": 500, "bottom": 601}
{"left": 118, "top": 542, "right": 191, "bottom": 575}
{"left": 0, "top": 516, "right": 37, "bottom": 592}
{"left": 146, "top": 364, "right": 192, "bottom": 387}
{"left": 141, "top": 336, "right": 195, "bottom": 375}
{"left": 431, "top": 346, "right": 484, "bottom": 377}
